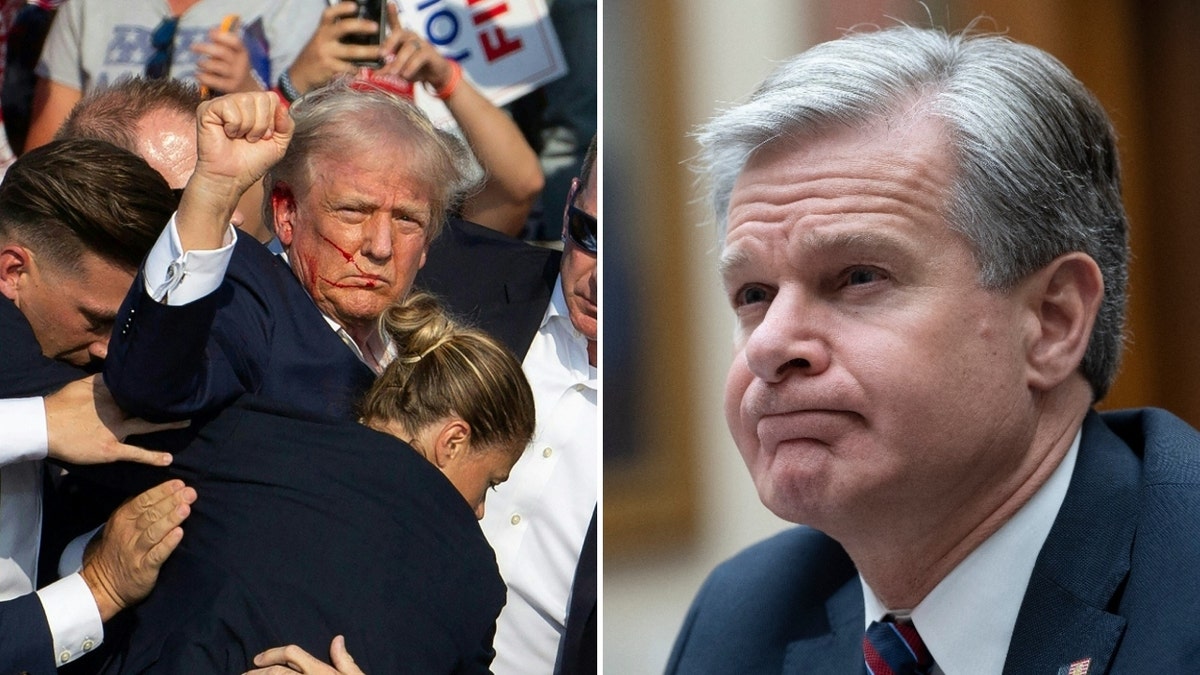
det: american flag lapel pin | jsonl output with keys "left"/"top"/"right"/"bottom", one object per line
{"left": 1056, "top": 658, "right": 1091, "bottom": 675}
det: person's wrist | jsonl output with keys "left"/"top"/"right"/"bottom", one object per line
{"left": 80, "top": 561, "right": 122, "bottom": 622}
{"left": 427, "top": 59, "right": 462, "bottom": 100}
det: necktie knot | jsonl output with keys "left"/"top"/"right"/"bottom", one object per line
{"left": 863, "top": 619, "right": 934, "bottom": 675}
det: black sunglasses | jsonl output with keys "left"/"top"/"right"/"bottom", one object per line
{"left": 563, "top": 178, "right": 597, "bottom": 254}
{"left": 145, "top": 16, "right": 180, "bottom": 80}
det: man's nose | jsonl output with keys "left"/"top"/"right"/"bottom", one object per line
{"left": 742, "top": 291, "right": 831, "bottom": 383}
{"left": 474, "top": 501, "right": 486, "bottom": 520}
{"left": 360, "top": 214, "right": 394, "bottom": 262}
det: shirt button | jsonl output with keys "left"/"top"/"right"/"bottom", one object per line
{"left": 82, "top": 639, "right": 95, "bottom": 651}
{"left": 573, "top": 383, "right": 586, "bottom": 392}
{"left": 542, "top": 447, "right": 553, "bottom": 458}
{"left": 59, "top": 651, "right": 71, "bottom": 664}
{"left": 510, "top": 514, "right": 521, "bottom": 526}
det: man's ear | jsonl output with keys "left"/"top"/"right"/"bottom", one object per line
{"left": 270, "top": 182, "right": 298, "bottom": 247}
{"left": 1023, "top": 252, "right": 1105, "bottom": 392}
{"left": 0, "top": 244, "right": 32, "bottom": 302}
{"left": 432, "top": 419, "right": 472, "bottom": 469}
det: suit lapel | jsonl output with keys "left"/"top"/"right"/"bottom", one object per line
{"left": 1003, "top": 411, "right": 1139, "bottom": 674}
{"left": 783, "top": 567, "right": 864, "bottom": 674}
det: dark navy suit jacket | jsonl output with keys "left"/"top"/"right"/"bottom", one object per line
{"left": 416, "top": 217, "right": 560, "bottom": 359}
{"left": 103, "top": 233, "right": 375, "bottom": 427}
{"left": 0, "top": 296, "right": 88, "bottom": 675}
{"left": 667, "top": 409, "right": 1200, "bottom": 674}
{"left": 98, "top": 397, "right": 505, "bottom": 674}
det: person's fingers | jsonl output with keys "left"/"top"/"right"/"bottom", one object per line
{"left": 245, "top": 93, "right": 275, "bottom": 142}
{"left": 204, "top": 30, "right": 245, "bottom": 51}
{"left": 328, "top": 635, "right": 359, "bottom": 672}
{"left": 322, "top": 0, "right": 362, "bottom": 25}
{"left": 207, "top": 93, "right": 274, "bottom": 139}
{"left": 329, "top": 17, "right": 379, "bottom": 41}
{"left": 105, "top": 441, "right": 174, "bottom": 467}
{"left": 386, "top": 0, "right": 401, "bottom": 30}
{"left": 137, "top": 487, "right": 196, "bottom": 546}
{"left": 253, "top": 644, "right": 321, "bottom": 668}
{"left": 143, "top": 525, "right": 185, "bottom": 568}
{"left": 191, "top": 41, "right": 234, "bottom": 60}
{"left": 131, "top": 479, "right": 187, "bottom": 510}
{"left": 393, "top": 39, "right": 426, "bottom": 78}
{"left": 273, "top": 96, "right": 295, "bottom": 139}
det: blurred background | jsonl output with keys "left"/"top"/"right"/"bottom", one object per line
{"left": 602, "top": 0, "right": 1200, "bottom": 671}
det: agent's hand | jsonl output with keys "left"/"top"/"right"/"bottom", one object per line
{"left": 287, "top": 1, "right": 385, "bottom": 95}
{"left": 193, "top": 28, "right": 264, "bottom": 96}
{"left": 80, "top": 479, "right": 197, "bottom": 621}
{"left": 178, "top": 91, "right": 293, "bottom": 251}
{"left": 44, "top": 375, "right": 183, "bottom": 466}
{"left": 244, "top": 636, "right": 365, "bottom": 675}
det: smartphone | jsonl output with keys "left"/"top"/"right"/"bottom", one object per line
{"left": 338, "top": 0, "right": 386, "bottom": 67}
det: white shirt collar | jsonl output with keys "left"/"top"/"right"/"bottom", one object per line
{"left": 278, "top": 249, "right": 396, "bottom": 373}
{"left": 543, "top": 279, "right": 597, "bottom": 383}
{"left": 861, "top": 428, "right": 1082, "bottom": 675}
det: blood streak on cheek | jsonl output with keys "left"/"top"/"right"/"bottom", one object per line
{"left": 321, "top": 235, "right": 355, "bottom": 262}
{"left": 319, "top": 276, "right": 357, "bottom": 289}
{"left": 320, "top": 234, "right": 382, "bottom": 280}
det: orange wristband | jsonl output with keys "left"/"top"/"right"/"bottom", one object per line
{"left": 431, "top": 60, "right": 462, "bottom": 100}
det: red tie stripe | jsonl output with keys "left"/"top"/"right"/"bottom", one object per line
{"left": 863, "top": 619, "right": 934, "bottom": 675}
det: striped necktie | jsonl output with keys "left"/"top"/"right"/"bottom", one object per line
{"left": 863, "top": 619, "right": 934, "bottom": 675}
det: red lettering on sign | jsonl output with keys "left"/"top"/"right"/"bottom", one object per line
{"left": 479, "top": 25, "right": 522, "bottom": 62}
{"left": 472, "top": 1, "right": 507, "bottom": 25}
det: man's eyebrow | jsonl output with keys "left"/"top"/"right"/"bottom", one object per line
{"left": 800, "top": 228, "right": 919, "bottom": 259}
{"left": 717, "top": 246, "right": 762, "bottom": 286}
{"left": 79, "top": 304, "right": 118, "bottom": 325}
{"left": 719, "top": 228, "right": 917, "bottom": 272}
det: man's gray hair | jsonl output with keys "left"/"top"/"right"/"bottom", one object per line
{"left": 263, "top": 78, "right": 481, "bottom": 242}
{"left": 697, "top": 25, "right": 1129, "bottom": 400}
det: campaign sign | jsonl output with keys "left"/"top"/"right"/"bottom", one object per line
{"left": 398, "top": 0, "right": 567, "bottom": 125}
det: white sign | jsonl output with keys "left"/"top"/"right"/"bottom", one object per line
{"left": 397, "top": 0, "right": 567, "bottom": 125}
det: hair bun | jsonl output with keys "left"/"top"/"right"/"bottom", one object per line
{"left": 385, "top": 290, "right": 458, "bottom": 363}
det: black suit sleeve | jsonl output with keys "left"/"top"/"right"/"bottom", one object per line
{"left": 0, "top": 592, "right": 57, "bottom": 675}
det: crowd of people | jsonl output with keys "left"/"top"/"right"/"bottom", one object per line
{"left": 0, "top": 2, "right": 596, "bottom": 674}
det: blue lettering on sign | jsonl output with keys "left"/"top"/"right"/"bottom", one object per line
{"left": 422, "top": 8, "right": 471, "bottom": 62}
{"left": 425, "top": 9, "right": 458, "bottom": 46}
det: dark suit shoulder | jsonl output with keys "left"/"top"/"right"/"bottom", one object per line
{"left": 418, "top": 218, "right": 560, "bottom": 356}
{"left": 668, "top": 527, "right": 861, "bottom": 674}
{"left": 419, "top": 218, "right": 560, "bottom": 302}
{"left": 1100, "top": 407, "right": 1200, "bottom": 485}
{"left": 1089, "top": 408, "right": 1200, "bottom": 671}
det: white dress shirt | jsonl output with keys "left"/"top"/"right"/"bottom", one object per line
{"left": 480, "top": 280, "right": 597, "bottom": 674}
{"left": 0, "top": 397, "right": 103, "bottom": 666}
{"left": 861, "top": 429, "right": 1082, "bottom": 675}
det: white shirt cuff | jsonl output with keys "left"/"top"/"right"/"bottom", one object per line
{"left": 143, "top": 212, "right": 238, "bottom": 305}
{"left": 35, "top": 573, "right": 103, "bottom": 666}
{"left": 0, "top": 397, "right": 48, "bottom": 467}
{"left": 57, "top": 525, "right": 102, "bottom": 579}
